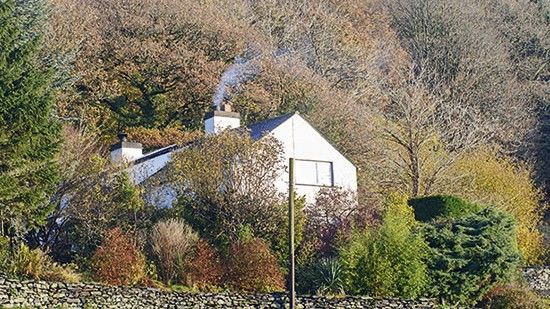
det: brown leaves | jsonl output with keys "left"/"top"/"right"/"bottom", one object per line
{"left": 224, "top": 238, "right": 285, "bottom": 292}
{"left": 125, "top": 127, "right": 202, "bottom": 151}
{"left": 185, "top": 240, "right": 224, "bottom": 289}
{"left": 92, "top": 228, "right": 146, "bottom": 286}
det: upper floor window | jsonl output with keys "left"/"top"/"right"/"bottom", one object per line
{"left": 294, "top": 159, "right": 333, "bottom": 186}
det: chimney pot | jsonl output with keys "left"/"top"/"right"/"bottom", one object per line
{"left": 220, "top": 103, "right": 232, "bottom": 112}
{"left": 117, "top": 132, "right": 128, "bottom": 142}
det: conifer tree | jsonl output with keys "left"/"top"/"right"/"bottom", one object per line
{"left": 0, "top": 0, "right": 60, "bottom": 238}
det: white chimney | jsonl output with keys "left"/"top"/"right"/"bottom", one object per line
{"left": 204, "top": 102, "right": 241, "bottom": 134}
{"left": 110, "top": 132, "right": 143, "bottom": 164}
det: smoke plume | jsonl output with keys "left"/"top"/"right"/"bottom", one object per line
{"left": 212, "top": 55, "right": 258, "bottom": 109}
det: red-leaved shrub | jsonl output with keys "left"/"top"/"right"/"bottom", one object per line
{"left": 185, "top": 240, "right": 223, "bottom": 289}
{"left": 91, "top": 228, "right": 146, "bottom": 285}
{"left": 225, "top": 238, "right": 284, "bottom": 292}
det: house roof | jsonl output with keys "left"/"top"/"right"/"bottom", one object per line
{"left": 133, "top": 144, "right": 179, "bottom": 165}
{"left": 248, "top": 112, "right": 296, "bottom": 140}
{"left": 132, "top": 111, "right": 354, "bottom": 165}
{"left": 130, "top": 111, "right": 355, "bottom": 173}
{"left": 129, "top": 114, "right": 297, "bottom": 179}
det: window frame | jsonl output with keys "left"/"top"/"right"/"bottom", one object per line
{"left": 293, "top": 158, "right": 334, "bottom": 187}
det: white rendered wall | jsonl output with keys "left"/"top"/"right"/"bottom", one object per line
{"left": 128, "top": 114, "right": 357, "bottom": 207}
{"left": 129, "top": 151, "right": 173, "bottom": 185}
{"left": 269, "top": 114, "right": 357, "bottom": 203}
{"left": 110, "top": 147, "right": 143, "bottom": 164}
{"left": 127, "top": 145, "right": 183, "bottom": 208}
{"left": 205, "top": 116, "right": 240, "bottom": 134}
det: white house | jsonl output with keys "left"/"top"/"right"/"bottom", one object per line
{"left": 110, "top": 103, "right": 358, "bottom": 207}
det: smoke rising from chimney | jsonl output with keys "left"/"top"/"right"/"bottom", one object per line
{"left": 213, "top": 54, "right": 258, "bottom": 109}
{"left": 212, "top": 47, "right": 292, "bottom": 109}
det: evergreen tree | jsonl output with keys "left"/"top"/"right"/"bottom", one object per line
{"left": 422, "top": 207, "right": 521, "bottom": 306}
{"left": 0, "top": 0, "right": 60, "bottom": 238}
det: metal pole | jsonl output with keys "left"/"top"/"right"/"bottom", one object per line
{"left": 288, "top": 158, "right": 296, "bottom": 309}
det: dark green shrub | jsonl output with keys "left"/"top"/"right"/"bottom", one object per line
{"left": 422, "top": 207, "right": 521, "bottom": 306}
{"left": 408, "top": 195, "right": 481, "bottom": 222}
{"left": 314, "top": 258, "right": 345, "bottom": 295}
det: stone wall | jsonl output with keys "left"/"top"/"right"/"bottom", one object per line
{"left": 522, "top": 267, "right": 550, "bottom": 296}
{"left": 0, "top": 277, "right": 436, "bottom": 308}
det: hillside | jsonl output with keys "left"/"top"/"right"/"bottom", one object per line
{"left": 0, "top": 0, "right": 549, "bottom": 307}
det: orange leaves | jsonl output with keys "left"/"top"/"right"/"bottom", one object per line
{"left": 91, "top": 228, "right": 146, "bottom": 286}
{"left": 185, "top": 240, "right": 224, "bottom": 289}
{"left": 224, "top": 238, "right": 285, "bottom": 293}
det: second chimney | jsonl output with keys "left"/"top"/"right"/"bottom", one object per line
{"left": 110, "top": 132, "right": 143, "bottom": 164}
{"left": 204, "top": 102, "right": 241, "bottom": 134}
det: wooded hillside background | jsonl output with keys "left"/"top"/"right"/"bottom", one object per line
{"left": 40, "top": 0, "right": 549, "bottom": 203}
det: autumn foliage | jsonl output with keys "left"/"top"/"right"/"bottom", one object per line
{"left": 446, "top": 149, "right": 547, "bottom": 264}
{"left": 225, "top": 238, "right": 285, "bottom": 292}
{"left": 185, "top": 240, "right": 224, "bottom": 289}
{"left": 125, "top": 127, "right": 202, "bottom": 151}
{"left": 91, "top": 228, "right": 146, "bottom": 285}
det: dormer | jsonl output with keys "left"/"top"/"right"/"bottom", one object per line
{"left": 110, "top": 132, "right": 143, "bottom": 164}
{"left": 204, "top": 102, "right": 241, "bottom": 134}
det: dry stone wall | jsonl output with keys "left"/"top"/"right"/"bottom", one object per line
{"left": 1, "top": 267, "right": 547, "bottom": 308}
{"left": 522, "top": 267, "right": 550, "bottom": 296}
{"left": 0, "top": 277, "right": 436, "bottom": 308}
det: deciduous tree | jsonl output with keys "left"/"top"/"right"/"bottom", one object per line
{"left": 170, "top": 130, "right": 286, "bottom": 249}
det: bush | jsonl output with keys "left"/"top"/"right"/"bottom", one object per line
{"left": 339, "top": 194, "right": 428, "bottom": 298}
{"left": 313, "top": 258, "right": 345, "bottom": 296}
{"left": 408, "top": 195, "right": 481, "bottom": 222}
{"left": 150, "top": 219, "right": 198, "bottom": 284}
{"left": 186, "top": 240, "right": 224, "bottom": 290}
{"left": 91, "top": 228, "right": 146, "bottom": 285}
{"left": 481, "top": 284, "right": 547, "bottom": 309}
{"left": 0, "top": 237, "right": 80, "bottom": 282}
{"left": 225, "top": 237, "right": 285, "bottom": 292}
{"left": 447, "top": 149, "right": 546, "bottom": 264}
{"left": 422, "top": 207, "right": 521, "bottom": 306}
{"left": 305, "top": 188, "right": 357, "bottom": 257}
{"left": 171, "top": 131, "right": 287, "bottom": 250}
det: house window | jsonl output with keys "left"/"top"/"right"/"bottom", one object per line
{"left": 294, "top": 159, "right": 333, "bottom": 186}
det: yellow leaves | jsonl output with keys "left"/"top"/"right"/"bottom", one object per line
{"left": 446, "top": 148, "right": 546, "bottom": 265}
{"left": 383, "top": 193, "right": 416, "bottom": 233}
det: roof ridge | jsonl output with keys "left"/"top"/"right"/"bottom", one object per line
{"left": 248, "top": 112, "right": 297, "bottom": 140}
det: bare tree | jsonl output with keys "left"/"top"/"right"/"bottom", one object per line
{"left": 370, "top": 63, "right": 501, "bottom": 197}
{"left": 387, "top": 0, "right": 537, "bottom": 152}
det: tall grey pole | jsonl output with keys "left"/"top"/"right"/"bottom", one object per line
{"left": 288, "top": 158, "right": 296, "bottom": 309}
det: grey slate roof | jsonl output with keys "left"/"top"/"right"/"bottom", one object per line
{"left": 248, "top": 112, "right": 295, "bottom": 140}
{"left": 133, "top": 144, "right": 179, "bottom": 165}
{"left": 133, "top": 112, "right": 295, "bottom": 166}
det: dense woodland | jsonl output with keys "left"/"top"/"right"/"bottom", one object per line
{"left": 0, "top": 0, "right": 549, "bottom": 307}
